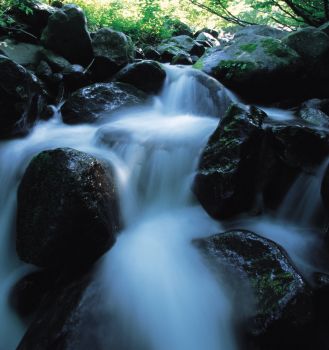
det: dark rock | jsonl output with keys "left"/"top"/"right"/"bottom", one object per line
{"left": 16, "top": 266, "right": 100, "bottom": 350}
{"left": 41, "top": 4, "right": 93, "bottom": 66}
{"left": 143, "top": 46, "right": 161, "bottom": 61}
{"left": 0, "top": 55, "right": 47, "bottom": 139}
{"left": 134, "top": 47, "right": 145, "bottom": 59}
{"left": 39, "top": 49, "right": 72, "bottom": 73}
{"left": 170, "top": 20, "right": 194, "bottom": 37}
{"left": 10, "top": 269, "right": 58, "bottom": 319}
{"left": 261, "top": 124, "right": 329, "bottom": 209}
{"left": 114, "top": 60, "right": 166, "bottom": 94}
{"left": 16, "top": 148, "right": 121, "bottom": 268}
{"left": 298, "top": 98, "right": 329, "bottom": 128}
{"left": 62, "top": 64, "right": 89, "bottom": 91}
{"left": 171, "top": 53, "right": 193, "bottom": 65}
{"left": 193, "top": 104, "right": 266, "bottom": 219}
{"left": 321, "top": 165, "right": 329, "bottom": 211}
{"left": 194, "top": 34, "right": 302, "bottom": 103}
{"left": 11, "top": 1, "right": 55, "bottom": 38}
{"left": 36, "top": 60, "right": 53, "bottom": 80}
{"left": 195, "top": 230, "right": 313, "bottom": 350}
{"left": 91, "top": 28, "right": 135, "bottom": 81}
{"left": 61, "top": 82, "right": 146, "bottom": 124}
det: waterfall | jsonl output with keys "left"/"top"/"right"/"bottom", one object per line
{"left": 0, "top": 66, "right": 236, "bottom": 350}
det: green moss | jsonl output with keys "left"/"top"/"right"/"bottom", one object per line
{"left": 193, "top": 59, "right": 204, "bottom": 70}
{"left": 239, "top": 43, "right": 257, "bottom": 53}
{"left": 261, "top": 38, "right": 289, "bottom": 58}
{"left": 215, "top": 60, "right": 256, "bottom": 80}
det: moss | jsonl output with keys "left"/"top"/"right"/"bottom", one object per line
{"left": 193, "top": 59, "right": 204, "bottom": 70}
{"left": 239, "top": 43, "right": 257, "bottom": 53}
{"left": 261, "top": 38, "right": 289, "bottom": 58}
{"left": 215, "top": 60, "right": 256, "bottom": 80}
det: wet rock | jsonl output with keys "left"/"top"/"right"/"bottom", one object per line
{"left": 0, "top": 39, "right": 42, "bottom": 68}
{"left": 16, "top": 266, "right": 100, "bottom": 350}
{"left": 261, "top": 124, "right": 329, "bottom": 209}
{"left": 61, "top": 82, "right": 146, "bottom": 124}
{"left": 171, "top": 53, "right": 193, "bottom": 65}
{"left": 193, "top": 104, "right": 266, "bottom": 219}
{"left": 298, "top": 98, "right": 329, "bottom": 128}
{"left": 170, "top": 20, "right": 193, "bottom": 37}
{"left": 114, "top": 60, "right": 166, "bottom": 94}
{"left": 321, "top": 165, "right": 329, "bottom": 211}
{"left": 10, "top": 269, "right": 58, "bottom": 319}
{"left": 194, "top": 34, "right": 301, "bottom": 103}
{"left": 0, "top": 55, "right": 47, "bottom": 139}
{"left": 16, "top": 148, "right": 121, "bottom": 268}
{"left": 62, "top": 64, "right": 89, "bottom": 92}
{"left": 91, "top": 28, "right": 135, "bottom": 81}
{"left": 41, "top": 4, "right": 93, "bottom": 66}
{"left": 195, "top": 230, "right": 313, "bottom": 350}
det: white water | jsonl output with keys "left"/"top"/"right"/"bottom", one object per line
{"left": 0, "top": 64, "right": 327, "bottom": 349}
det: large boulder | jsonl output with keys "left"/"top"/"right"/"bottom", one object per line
{"left": 91, "top": 28, "right": 135, "bottom": 81}
{"left": 61, "top": 82, "right": 146, "bottom": 124}
{"left": 194, "top": 34, "right": 301, "bottom": 103}
{"left": 283, "top": 27, "right": 329, "bottom": 64}
{"left": 234, "top": 25, "right": 286, "bottom": 39}
{"left": 41, "top": 4, "right": 93, "bottom": 66}
{"left": 0, "top": 55, "right": 47, "bottom": 139}
{"left": 16, "top": 148, "right": 121, "bottom": 268}
{"left": 195, "top": 230, "right": 313, "bottom": 350}
{"left": 114, "top": 60, "right": 166, "bottom": 94}
{"left": 193, "top": 104, "right": 266, "bottom": 219}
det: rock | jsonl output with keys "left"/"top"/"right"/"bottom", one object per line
{"left": 171, "top": 53, "right": 193, "bottom": 65}
{"left": 0, "top": 55, "right": 47, "bottom": 139}
{"left": 194, "top": 34, "right": 301, "bottom": 103}
{"left": 170, "top": 20, "right": 194, "bottom": 37}
{"left": 16, "top": 266, "right": 100, "bottom": 350}
{"left": 35, "top": 60, "right": 53, "bottom": 80}
{"left": 234, "top": 25, "right": 286, "bottom": 39}
{"left": 196, "top": 32, "right": 220, "bottom": 47}
{"left": 159, "top": 35, "right": 205, "bottom": 57}
{"left": 320, "top": 21, "right": 329, "bottom": 36}
{"left": 193, "top": 104, "right": 266, "bottom": 219}
{"left": 298, "top": 98, "right": 329, "bottom": 128}
{"left": 261, "top": 124, "right": 329, "bottom": 209}
{"left": 91, "top": 28, "right": 135, "bottom": 81}
{"left": 194, "top": 28, "right": 219, "bottom": 39}
{"left": 39, "top": 49, "right": 72, "bottom": 72}
{"left": 195, "top": 230, "right": 313, "bottom": 350}
{"left": 41, "top": 4, "right": 93, "bottom": 66}
{"left": 283, "top": 27, "right": 329, "bottom": 63}
{"left": 0, "top": 39, "right": 42, "bottom": 68}
{"left": 62, "top": 64, "right": 89, "bottom": 91}
{"left": 16, "top": 148, "right": 121, "bottom": 268}
{"left": 61, "top": 82, "right": 146, "bottom": 124}
{"left": 11, "top": 1, "right": 55, "bottom": 38}
{"left": 143, "top": 46, "right": 161, "bottom": 61}
{"left": 114, "top": 60, "right": 166, "bottom": 94}
{"left": 10, "top": 269, "right": 58, "bottom": 319}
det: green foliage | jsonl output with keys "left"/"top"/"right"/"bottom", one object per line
{"left": 0, "top": 0, "right": 35, "bottom": 27}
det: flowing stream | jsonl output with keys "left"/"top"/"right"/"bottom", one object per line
{"left": 0, "top": 65, "right": 327, "bottom": 349}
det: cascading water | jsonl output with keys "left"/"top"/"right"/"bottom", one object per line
{"left": 0, "top": 64, "right": 328, "bottom": 350}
